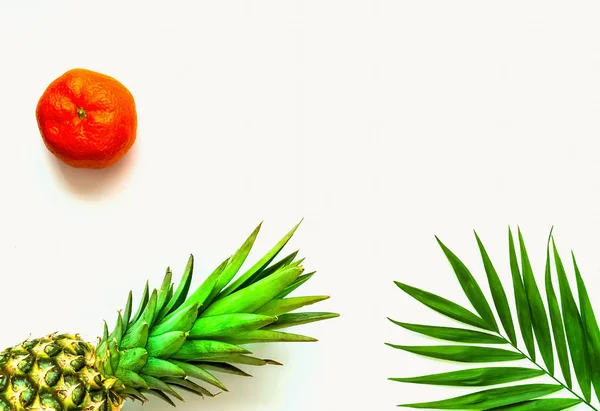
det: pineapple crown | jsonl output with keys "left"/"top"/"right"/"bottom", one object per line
{"left": 94, "top": 221, "right": 338, "bottom": 406}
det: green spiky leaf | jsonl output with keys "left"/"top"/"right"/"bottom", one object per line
{"left": 189, "top": 313, "right": 277, "bottom": 339}
{"left": 219, "top": 221, "right": 302, "bottom": 298}
{"left": 200, "top": 265, "right": 303, "bottom": 316}
{"left": 141, "top": 357, "right": 185, "bottom": 378}
{"left": 146, "top": 331, "right": 187, "bottom": 359}
{"left": 151, "top": 303, "right": 198, "bottom": 336}
{"left": 91, "top": 222, "right": 337, "bottom": 407}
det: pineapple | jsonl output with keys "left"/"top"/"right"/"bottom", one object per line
{"left": 0, "top": 222, "right": 337, "bottom": 410}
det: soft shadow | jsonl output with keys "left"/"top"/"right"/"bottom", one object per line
{"left": 49, "top": 146, "right": 137, "bottom": 200}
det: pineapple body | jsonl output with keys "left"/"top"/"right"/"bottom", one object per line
{"left": 0, "top": 334, "right": 120, "bottom": 411}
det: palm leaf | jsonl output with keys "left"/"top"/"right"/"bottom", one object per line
{"left": 388, "top": 227, "right": 600, "bottom": 410}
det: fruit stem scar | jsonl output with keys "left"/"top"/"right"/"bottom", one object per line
{"left": 76, "top": 107, "right": 87, "bottom": 119}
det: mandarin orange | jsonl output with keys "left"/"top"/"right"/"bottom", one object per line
{"left": 36, "top": 68, "right": 137, "bottom": 169}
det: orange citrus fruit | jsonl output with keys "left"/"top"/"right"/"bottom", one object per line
{"left": 36, "top": 68, "right": 137, "bottom": 169}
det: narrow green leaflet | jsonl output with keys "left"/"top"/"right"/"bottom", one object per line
{"left": 485, "top": 398, "right": 582, "bottom": 411}
{"left": 398, "top": 384, "right": 562, "bottom": 409}
{"left": 389, "top": 367, "right": 545, "bottom": 387}
{"left": 394, "top": 282, "right": 491, "bottom": 330}
{"left": 436, "top": 236, "right": 498, "bottom": 331}
{"left": 508, "top": 228, "right": 535, "bottom": 360}
{"left": 388, "top": 319, "right": 506, "bottom": 344}
{"left": 572, "top": 252, "right": 600, "bottom": 402}
{"left": 385, "top": 344, "right": 524, "bottom": 362}
{"left": 475, "top": 231, "right": 517, "bottom": 344}
{"left": 518, "top": 228, "right": 554, "bottom": 374}
{"left": 553, "top": 241, "right": 591, "bottom": 401}
{"left": 545, "top": 233, "right": 571, "bottom": 388}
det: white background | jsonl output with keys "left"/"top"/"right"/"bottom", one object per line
{"left": 1, "top": 1, "right": 600, "bottom": 410}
